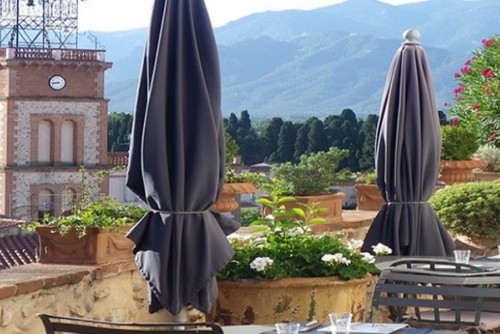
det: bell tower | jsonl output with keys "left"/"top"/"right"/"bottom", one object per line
{"left": 0, "top": 0, "right": 112, "bottom": 220}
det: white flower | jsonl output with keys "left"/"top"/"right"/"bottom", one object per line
{"left": 265, "top": 214, "right": 275, "bottom": 221}
{"left": 361, "top": 252, "right": 375, "bottom": 264}
{"left": 287, "top": 226, "right": 308, "bottom": 237}
{"left": 321, "top": 253, "right": 351, "bottom": 265}
{"left": 253, "top": 237, "right": 268, "bottom": 246}
{"left": 372, "top": 243, "right": 393, "bottom": 256}
{"left": 250, "top": 257, "right": 274, "bottom": 272}
{"left": 346, "top": 239, "right": 364, "bottom": 251}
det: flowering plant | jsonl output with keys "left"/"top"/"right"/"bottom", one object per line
{"left": 217, "top": 180, "right": 382, "bottom": 281}
{"left": 449, "top": 35, "right": 500, "bottom": 148}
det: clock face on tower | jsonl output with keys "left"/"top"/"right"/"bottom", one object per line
{"left": 48, "top": 75, "right": 66, "bottom": 90}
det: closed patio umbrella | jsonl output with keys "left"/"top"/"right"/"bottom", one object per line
{"left": 125, "top": 0, "right": 239, "bottom": 315}
{"left": 362, "top": 29, "right": 454, "bottom": 256}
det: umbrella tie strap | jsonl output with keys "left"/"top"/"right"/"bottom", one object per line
{"left": 151, "top": 209, "right": 209, "bottom": 214}
{"left": 388, "top": 201, "right": 428, "bottom": 205}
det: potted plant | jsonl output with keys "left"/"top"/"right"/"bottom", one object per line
{"left": 270, "top": 147, "right": 349, "bottom": 222}
{"left": 353, "top": 171, "right": 385, "bottom": 211}
{"left": 211, "top": 169, "right": 265, "bottom": 213}
{"left": 473, "top": 144, "right": 500, "bottom": 181}
{"left": 438, "top": 122, "right": 486, "bottom": 184}
{"left": 448, "top": 35, "right": 499, "bottom": 149}
{"left": 430, "top": 180, "right": 500, "bottom": 254}
{"left": 208, "top": 184, "right": 384, "bottom": 325}
{"left": 24, "top": 168, "right": 147, "bottom": 265}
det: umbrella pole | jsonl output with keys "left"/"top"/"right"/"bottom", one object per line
{"left": 172, "top": 307, "right": 188, "bottom": 322}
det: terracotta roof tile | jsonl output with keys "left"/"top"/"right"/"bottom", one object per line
{"left": 0, "top": 233, "right": 39, "bottom": 270}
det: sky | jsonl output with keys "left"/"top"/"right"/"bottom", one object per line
{"left": 78, "top": 0, "right": 426, "bottom": 32}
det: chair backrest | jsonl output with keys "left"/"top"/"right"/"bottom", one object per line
{"left": 372, "top": 259, "right": 500, "bottom": 328}
{"left": 37, "top": 313, "right": 224, "bottom": 334}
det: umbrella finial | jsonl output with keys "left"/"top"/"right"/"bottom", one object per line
{"left": 403, "top": 29, "right": 420, "bottom": 44}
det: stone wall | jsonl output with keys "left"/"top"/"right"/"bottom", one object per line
{"left": 0, "top": 261, "right": 184, "bottom": 334}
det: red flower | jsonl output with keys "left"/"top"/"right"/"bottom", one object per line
{"left": 460, "top": 66, "right": 471, "bottom": 74}
{"left": 443, "top": 102, "right": 449, "bottom": 107}
{"left": 482, "top": 68, "right": 496, "bottom": 78}
{"left": 464, "top": 59, "right": 471, "bottom": 66}
{"left": 483, "top": 85, "right": 491, "bottom": 94}
{"left": 487, "top": 134, "right": 495, "bottom": 141}
{"left": 482, "top": 38, "right": 494, "bottom": 48}
{"left": 454, "top": 84, "right": 465, "bottom": 97}
{"left": 454, "top": 72, "right": 460, "bottom": 78}
{"left": 472, "top": 104, "right": 480, "bottom": 111}
{"left": 450, "top": 117, "right": 460, "bottom": 126}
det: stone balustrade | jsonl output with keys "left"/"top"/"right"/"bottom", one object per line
{"left": 0, "top": 47, "right": 106, "bottom": 61}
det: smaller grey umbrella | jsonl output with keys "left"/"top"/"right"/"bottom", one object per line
{"left": 362, "top": 29, "right": 454, "bottom": 256}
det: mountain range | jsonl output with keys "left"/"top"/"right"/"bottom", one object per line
{"left": 81, "top": 0, "right": 500, "bottom": 120}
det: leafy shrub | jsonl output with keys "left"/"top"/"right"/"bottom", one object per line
{"left": 429, "top": 180, "right": 500, "bottom": 238}
{"left": 271, "top": 147, "right": 349, "bottom": 196}
{"left": 441, "top": 125, "right": 480, "bottom": 160}
{"left": 354, "top": 171, "right": 377, "bottom": 184}
{"left": 240, "top": 208, "right": 261, "bottom": 226}
{"left": 474, "top": 145, "right": 500, "bottom": 172}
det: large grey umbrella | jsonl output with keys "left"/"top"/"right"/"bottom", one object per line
{"left": 362, "top": 30, "right": 454, "bottom": 256}
{"left": 125, "top": 0, "right": 239, "bottom": 315}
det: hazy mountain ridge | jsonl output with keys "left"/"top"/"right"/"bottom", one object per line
{"left": 91, "top": 0, "right": 499, "bottom": 120}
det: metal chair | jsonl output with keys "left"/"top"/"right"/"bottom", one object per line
{"left": 37, "top": 313, "right": 224, "bottom": 334}
{"left": 372, "top": 258, "right": 500, "bottom": 332}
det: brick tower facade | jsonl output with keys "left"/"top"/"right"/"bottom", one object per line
{"left": 0, "top": 48, "right": 112, "bottom": 221}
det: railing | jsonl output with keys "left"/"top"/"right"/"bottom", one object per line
{"left": 108, "top": 152, "right": 129, "bottom": 167}
{"left": 0, "top": 47, "right": 105, "bottom": 61}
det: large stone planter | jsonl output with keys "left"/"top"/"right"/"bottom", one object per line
{"left": 36, "top": 226, "right": 135, "bottom": 265}
{"left": 438, "top": 159, "right": 487, "bottom": 184}
{"left": 208, "top": 275, "right": 371, "bottom": 325}
{"left": 354, "top": 184, "right": 384, "bottom": 211}
{"left": 211, "top": 183, "right": 257, "bottom": 213}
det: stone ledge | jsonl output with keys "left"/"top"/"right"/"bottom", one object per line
{"left": 0, "top": 260, "right": 136, "bottom": 301}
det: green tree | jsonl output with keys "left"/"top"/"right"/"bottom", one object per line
{"left": 225, "top": 113, "right": 239, "bottom": 140}
{"left": 307, "top": 118, "right": 328, "bottom": 153}
{"left": 358, "top": 114, "right": 378, "bottom": 171}
{"left": 107, "top": 112, "right": 133, "bottom": 152}
{"left": 262, "top": 117, "right": 284, "bottom": 161}
{"left": 294, "top": 123, "right": 310, "bottom": 162}
{"left": 272, "top": 121, "right": 298, "bottom": 163}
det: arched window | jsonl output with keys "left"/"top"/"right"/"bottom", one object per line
{"left": 38, "top": 120, "right": 53, "bottom": 164}
{"left": 38, "top": 189, "right": 54, "bottom": 219}
{"left": 61, "top": 120, "right": 75, "bottom": 164}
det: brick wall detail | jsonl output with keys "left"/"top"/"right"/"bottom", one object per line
{"left": 13, "top": 101, "right": 101, "bottom": 166}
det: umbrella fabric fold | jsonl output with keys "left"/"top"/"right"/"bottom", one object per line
{"left": 362, "top": 30, "right": 454, "bottom": 256}
{"left": 126, "top": 0, "right": 239, "bottom": 315}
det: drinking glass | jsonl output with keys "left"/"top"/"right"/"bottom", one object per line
{"left": 329, "top": 312, "right": 352, "bottom": 334}
{"left": 454, "top": 249, "right": 471, "bottom": 264}
{"left": 275, "top": 322, "right": 300, "bottom": 334}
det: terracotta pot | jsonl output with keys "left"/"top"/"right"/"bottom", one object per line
{"left": 354, "top": 184, "right": 384, "bottom": 211}
{"left": 438, "top": 159, "right": 487, "bottom": 184}
{"left": 473, "top": 171, "right": 500, "bottom": 182}
{"left": 262, "top": 193, "right": 345, "bottom": 223}
{"left": 211, "top": 183, "right": 257, "bottom": 213}
{"left": 208, "top": 275, "right": 371, "bottom": 325}
{"left": 36, "top": 226, "right": 134, "bottom": 265}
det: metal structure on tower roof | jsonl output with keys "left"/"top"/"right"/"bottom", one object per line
{"left": 0, "top": 0, "right": 85, "bottom": 49}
